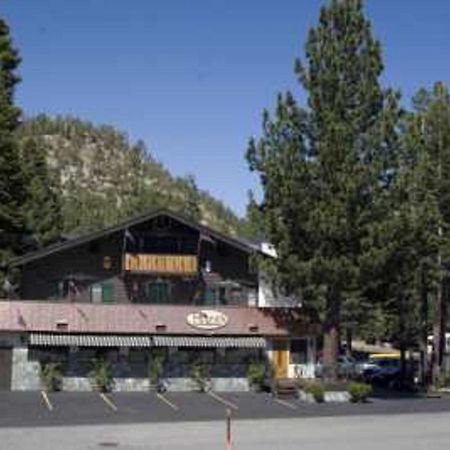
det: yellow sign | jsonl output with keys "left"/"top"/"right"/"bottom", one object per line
{"left": 123, "top": 253, "right": 198, "bottom": 274}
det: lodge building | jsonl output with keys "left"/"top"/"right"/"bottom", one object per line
{"left": 0, "top": 209, "right": 318, "bottom": 391}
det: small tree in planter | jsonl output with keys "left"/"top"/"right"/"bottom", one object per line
{"left": 40, "top": 361, "right": 63, "bottom": 392}
{"left": 148, "top": 351, "right": 165, "bottom": 392}
{"left": 247, "top": 360, "right": 266, "bottom": 392}
{"left": 88, "top": 358, "right": 113, "bottom": 393}
{"left": 304, "top": 381, "right": 325, "bottom": 403}
{"left": 347, "top": 382, "right": 372, "bottom": 403}
{"left": 189, "top": 359, "right": 211, "bottom": 392}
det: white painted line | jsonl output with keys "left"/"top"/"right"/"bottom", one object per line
{"left": 40, "top": 390, "right": 53, "bottom": 411}
{"left": 273, "top": 397, "right": 297, "bottom": 410}
{"left": 99, "top": 393, "right": 118, "bottom": 412}
{"left": 207, "top": 391, "right": 239, "bottom": 411}
{"left": 156, "top": 393, "right": 179, "bottom": 411}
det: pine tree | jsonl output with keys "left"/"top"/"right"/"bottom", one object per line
{"left": 182, "top": 174, "right": 202, "bottom": 222}
{"left": 20, "top": 137, "right": 63, "bottom": 247}
{"left": 248, "top": 0, "right": 390, "bottom": 379}
{"left": 410, "top": 82, "right": 450, "bottom": 384}
{"left": 0, "top": 18, "right": 28, "bottom": 266}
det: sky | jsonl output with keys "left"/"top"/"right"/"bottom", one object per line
{"left": 2, "top": 0, "right": 450, "bottom": 217}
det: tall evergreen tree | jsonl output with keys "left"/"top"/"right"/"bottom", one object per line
{"left": 182, "top": 174, "right": 202, "bottom": 222}
{"left": 0, "top": 18, "right": 27, "bottom": 267}
{"left": 410, "top": 82, "right": 450, "bottom": 384}
{"left": 248, "top": 0, "right": 391, "bottom": 379}
{"left": 20, "top": 137, "right": 63, "bottom": 247}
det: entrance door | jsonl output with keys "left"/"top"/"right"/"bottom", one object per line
{"left": 0, "top": 348, "right": 12, "bottom": 390}
{"left": 272, "top": 340, "right": 289, "bottom": 379}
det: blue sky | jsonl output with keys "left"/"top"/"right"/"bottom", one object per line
{"left": 3, "top": 0, "right": 450, "bottom": 216}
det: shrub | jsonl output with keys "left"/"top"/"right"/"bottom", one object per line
{"left": 189, "top": 359, "right": 210, "bottom": 392}
{"left": 435, "top": 371, "right": 450, "bottom": 390}
{"left": 88, "top": 358, "right": 113, "bottom": 392}
{"left": 305, "top": 381, "right": 325, "bottom": 403}
{"left": 247, "top": 361, "right": 266, "bottom": 390}
{"left": 148, "top": 351, "right": 165, "bottom": 389}
{"left": 347, "top": 382, "right": 372, "bottom": 403}
{"left": 40, "top": 361, "right": 63, "bottom": 392}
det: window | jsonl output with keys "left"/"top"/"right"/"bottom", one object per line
{"left": 90, "top": 284, "right": 102, "bottom": 303}
{"left": 203, "top": 288, "right": 217, "bottom": 305}
{"left": 290, "top": 339, "right": 308, "bottom": 364}
{"left": 48, "top": 281, "right": 65, "bottom": 300}
{"left": 90, "top": 282, "right": 115, "bottom": 303}
{"left": 145, "top": 281, "right": 170, "bottom": 304}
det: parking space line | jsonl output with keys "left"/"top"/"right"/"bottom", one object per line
{"left": 40, "top": 391, "right": 53, "bottom": 411}
{"left": 273, "top": 397, "right": 297, "bottom": 410}
{"left": 99, "top": 393, "right": 118, "bottom": 412}
{"left": 156, "top": 393, "right": 179, "bottom": 411}
{"left": 207, "top": 391, "right": 239, "bottom": 411}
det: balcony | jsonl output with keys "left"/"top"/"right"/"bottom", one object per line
{"left": 123, "top": 253, "right": 198, "bottom": 275}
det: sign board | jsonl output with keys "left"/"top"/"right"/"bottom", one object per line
{"left": 186, "top": 310, "right": 229, "bottom": 330}
{"left": 123, "top": 253, "right": 198, "bottom": 274}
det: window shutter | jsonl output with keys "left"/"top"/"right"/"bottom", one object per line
{"left": 204, "top": 288, "right": 216, "bottom": 305}
{"left": 101, "top": 282, "right": 114, "bottom": 303}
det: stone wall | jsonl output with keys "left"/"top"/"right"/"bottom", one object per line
{"left": 10, "top": 346, "right": 251, "bottom": 392}
{"left": 18, "top": 373, "right": 249, "bottom": 392}
{"left": 11, "top": 347, "right": 41, "bottom": 391}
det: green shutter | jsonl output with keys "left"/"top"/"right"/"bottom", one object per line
{"left": 146, "top": 282, "right": 170, "bottom": 304}
{"left": 101, "top": 282, "right": 114, "bottom": 303}
{"left": 204, "top": 288, "right": 216, "bottom": 306}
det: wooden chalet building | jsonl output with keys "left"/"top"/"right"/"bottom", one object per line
{"left": 0, "top": 209, "right": 318, "bottom": 391}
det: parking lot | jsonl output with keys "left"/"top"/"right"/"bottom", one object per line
{"left": 0, "top": 391, "right": 450, "bottom": 428}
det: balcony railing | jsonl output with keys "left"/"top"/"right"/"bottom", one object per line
{"left": 123, "top": 253, "right": 198, "bottom": 274}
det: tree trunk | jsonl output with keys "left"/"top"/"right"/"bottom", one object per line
{"left": 345, "top": 327, "right": 352, "bottom": 357}
{"left": 323, "top": 288, "right": 340, "bottom": 382}
{"left": 398, "top": 290, "right": 407, "bottom": 386}
{"left": 419, "top": 265, "right": 429, "bottom": 387}
{"left": 432, "top": 279, "right": 445, "bottom": 386}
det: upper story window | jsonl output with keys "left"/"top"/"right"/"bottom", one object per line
{"left": 144, "top": 281, "right": 171, "bottom": 304}
{"left": 90, "top": 282, "right": 115, "bottom": 304}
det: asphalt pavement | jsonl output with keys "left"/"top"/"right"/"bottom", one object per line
{"left": 0, "top": 412, "right": 449, "bottom": 449}
{"left": 0, "top": 391, "right": 449, "bottom": 427}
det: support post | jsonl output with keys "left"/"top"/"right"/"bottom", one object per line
{"left": 226, "top": 408, "right": 232, "bottom": 450}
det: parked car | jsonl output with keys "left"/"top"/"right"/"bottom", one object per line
{"left": 366, "top": 358, "right": 401, "bottom": 385}
{"left": 361, "top": 355, "right": 418, "bottom": 389}
{"left": 315, "top": 355, "right": 357, "bottom": 379}
{"left": 355, "top": 353, "right": 401, "bottom": 378}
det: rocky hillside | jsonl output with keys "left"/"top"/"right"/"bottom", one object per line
{"left": 18, "top": 115, "right": 246, "bottom": 237}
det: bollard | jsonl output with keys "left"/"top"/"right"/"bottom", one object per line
{"left": 226, "top": 408, "right": 232, "bottom": 450}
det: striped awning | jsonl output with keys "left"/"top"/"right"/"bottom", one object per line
{"left": 29, "top": 333, "right": 153, "bottom": 347}
{"left": 152, "top": 335, "right": 266, "bottom": 348}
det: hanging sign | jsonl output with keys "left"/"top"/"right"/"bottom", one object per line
{"left": 186, "top": 310, "right": 229, "bottom": 330}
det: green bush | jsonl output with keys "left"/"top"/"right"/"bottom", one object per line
{"left": 148, "top": 351, "right": 165, "bottom": 388}
{"left": 305, "top": 382, "right": 325, "bottom": 403}
{"left": 435, "top": 371, "right": 450, "bottom": 390}
{"left": 247, "top": 361, "right": 266, "bottom": 390}
{"left": 88, "top": 358, "right": 113, "bottom": 392}
{"left": 40, "top": 361, "right": 63, "bottom": 392}
{"left": 189, "top": 359, "right": 210, "bottom": 393}
{"left": 347, "top": 382, "right": 372, "bottom": 403}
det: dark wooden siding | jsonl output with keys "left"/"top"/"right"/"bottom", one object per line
{"left": 18, "top": 219, "right": 256, "bottom": 304}
{"left": 20, "top": 231, "right": 128, "bottom": 303}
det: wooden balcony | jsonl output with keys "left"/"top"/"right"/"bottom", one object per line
{"left": 123, "top": 253, "right": 198, "bottom": 274}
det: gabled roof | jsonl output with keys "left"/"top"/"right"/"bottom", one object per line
{"left": 8, "top": 208, "right": 255, "bottom": 267}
